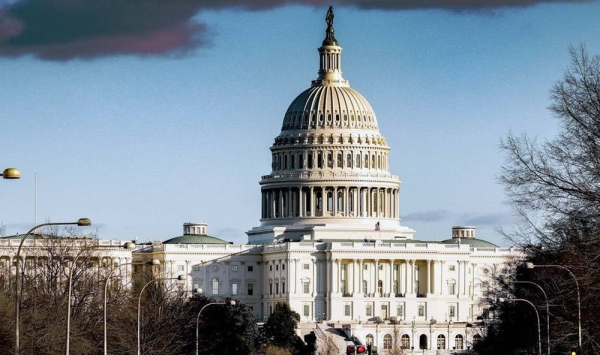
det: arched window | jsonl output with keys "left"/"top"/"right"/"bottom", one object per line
{"left": 327, "top": 152, "right": 333, "bottom": 168}
{"left": 327, "top": 191, "right": 333, "bottom": 212}
{"left": 316, "top": 191, "right": 323, "bottom": 212}
{"left": 291, "top": 154, "right": 295, "bottom": 169}
{"left": 337, "top": 153, "right": 343, "bottom": 168}
{"left": 365, "top": 334, "right": 374, "bottom": 346}
{"left": 318, "top": 152, "right": 323, "bottom": 168}
{"left": 337, "top": 191, "right": 344, "bottom": 211}
{"left": 364, "top": 154, "right": 369, "bottom": 168}
{"left": 371, "top": 155, "right": 376, "bottom": 169}
{"left": 299, "top": 154, "right": 304, "bottom": 169}
{"left": 455, "top": 335, "right": 463, "bottom": 350}
{"left": 383, "top": 334, "right": 392, "bottom": 349}
{"left": 347, "top": 153, "right": 352, "bottom": 168}
{"left": 212, "top": 278, "right": 219, "bottom": 295}
{"left": 437, "top": 335, "right": 446, "bottom": 350}
{"left": 473, "top": 334, "right": 481, "bottom": 345}
{"left": 308, "top": 153, "right": 313, "bottom": 169}
{"left": 284, "top": 155, "right": 288, "bottom": 170}
{"left": 377, "top": 280, "right": 383, "bottom": 295}
{"left": 401, "top": 334, "right": 410, "bottom": 349}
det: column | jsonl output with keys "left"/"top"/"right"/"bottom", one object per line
{"left": 359, "top": 259, "right": 364, "bottom": 295}
{"left": 309, "top": 186, "right": 314, "bottom": 217}
{"left": 298, "top": 187, "right": 304, "bottom": 217}
{"left": 333, "top": 187, "right": 338, "bottom": 216}
{"left": 426, "top": 260, "right": 431, "bottom": 295}
{"left": 389, "top": 259, "right": 395, "bottom": 297}
{"left": 374, "top": 259, "right": 379, "bottom": 296}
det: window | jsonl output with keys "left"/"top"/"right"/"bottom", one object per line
{"left": 383, "top": 334, "right": 392, "bottom": 350}
{"left": 366, "top": 304, "right": 373, "bottom": 317}
{"left": 275, "top": 281, "right": 279, "bottom": 294}
{"left": 212, "top": 278, "right": 219, "bottom": 295}
{"left": 178, "top": 265, "right": 184, "bottom": 272}
{"left": 303, "top": 304, "right": 310, "bottom": 317}
{"left": 341, "top": 280, "right": 346, "bottom": 294}
{"left": 247, "top": 283, "right": 254, "bottom": 296}
{"left": 232, "top": 265, "right": 238, "bottom": 272}
{"left": 270, "top": 265, "right": 272, "bottom": 271}
{"left": 365, "top": 334, "right": 374, "bottom": 346}
{"left": 303, "top": 281, "right": 310, "bottom": 294}
{"left": 448, "top": 280, "right": 456, "bottom": 295}
{"left": 193, "top": 278, "right": 200, "bottom": 290}
{"left": 269, "top": 281, "right": 273, "bottom": 295}
{"left": 344, "top": 303, "right": 351, "bottom": 316}
{"left": 276, "top": 264, "right": 279, "bottom": 271}
{"left": 248, "top": 265, "right": 254, "bottom": 272}
{"left": 449, "top": 265, "right": 456, "bottom": 272}
{"left": 363, "top": 280, "right": 368, "bottom": 294}
{"left": 378, "top": 264, "right": 383, "bottom": 270}
{"left": 303, "top": 263, "right": 310, "bottom": 270}
{"left": 396, "top": 303, "right": 404, "bottom": 319}
{"left": 282, "top": 264, "right": 285, "bottom": 270}
{"left": 193, "top": 265, "right": 200, "bottom": 271}
{"left": 455, "top": 335, "right": 463, "bottom": 350}
{"left": 418, "top": 303, "right": 426, "bottom": 317}
{"left": 473, "top": 334, "right": 481, "bottom": 345}
{"left": 282, "top": 280, "right": 286, "bottom": 294}
{"left": 401, "top": 334, "right": 410, "bottom": 349}
{"left": 232, "top": 283, "right": 238, "bottom": 296}
{"left": 437, "top": 335, "right": 446, "bottom": 349}
{"left": 449, "top": 304, "right": 457, "bottom": 318}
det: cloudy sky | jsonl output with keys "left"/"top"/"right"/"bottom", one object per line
{"left": 1, "top": 0, "right": 599, "bottom": 246}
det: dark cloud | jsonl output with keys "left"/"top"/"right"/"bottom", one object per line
{"left": 0, "top": 0, "right": 592, "bottom": 60}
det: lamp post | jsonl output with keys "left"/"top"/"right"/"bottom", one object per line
{"left": 526, "top": 262, "right": 581, "bottom": 351}
{"left": 102, "top": 250, "right": 152, "bottom": 355}
{"left": 447, "top": 317, "right": 453, "bottom": 351}
{"left": 14, "top": 218, "right": 91, "bottom": 355}
{"left": 503, "top": 278, "right": 550, "bottom": 355}
{"left": 499, "top": 298, "right": 542, "bottom": 355}
{"left": 137, "top": 275, "right": 185, "bottom": 355}
{"left": 195, "top": 298, "right": 236, "bottom": 355}
{"left": 2, "top": 168, "right": 20, "bottom": 179}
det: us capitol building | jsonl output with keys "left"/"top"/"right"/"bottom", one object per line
{"left": 2, "top": 8, "right": 520, "bottom": 354}
{"left": 134, "top": 9, "right": 520, "bottom": 354}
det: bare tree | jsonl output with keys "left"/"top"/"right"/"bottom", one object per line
{"left": 496, "top": 45, "right": 600, "bottom": 354}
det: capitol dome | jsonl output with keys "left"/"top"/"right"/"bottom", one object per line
{"left": 247, "top": 8, "right": 415, "bottom": 244}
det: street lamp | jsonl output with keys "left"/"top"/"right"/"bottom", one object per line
{"left": 2, "top": 167, "right": 20, "bottom": 179}
{"left": 14, "top": 218, "right": 91, "bottom": 355}
{"left": 195, "top": 298, "right": 236, "bottom": 355}
{"left": 503, "top": 278, "right": 550, "bottom": 355}
{"left": 137, "top": 275, "right": 185, "bottom": 355}
{"left": 526, "top": 262, "right": 581, "bottom": 351}
{"left": 102, "top": 247, "right": 150, "bottom": 355}
{"left": 499, "top": 298, "right": 542, "bottom": 355}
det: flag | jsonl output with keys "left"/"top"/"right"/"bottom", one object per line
{"left": 375, "top": 222, "right": 380, "bottom": 231}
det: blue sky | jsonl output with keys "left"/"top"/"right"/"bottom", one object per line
{"left": 1, "top": 1, "right": 599, "bottom": 246}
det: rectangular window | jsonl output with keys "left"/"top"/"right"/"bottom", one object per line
{"left": 449, "top": 265, "right": 456, "bottom": 272}
{"left": 303, "top": 304, "right": 310, "bottom": 317}
{"left": 248, "top": 283, "right": 254, "bottom": 296}
{"left": 282, "top": 281, "right": 286, "bottom": 294}
{"left": 248, "top": 265, "right": 253, "bottom": 272}
{"left": 449, "top": 304, "right": 457, "bottom": 318}
{"left": 303, "top": 282, "right": 310, "bottom": 294}
{"left": 344, "top": 304, "right": 351, "bottom": 316}
{"left": 397, "top": 303, "right": 404, "bottom": 318}
{"left": 193, "top": 265, "right": 200, "bottom": 272}
{"left": 232, "top": 283, "right": 238, "bottom": 296}
{"left": 178, "top": 265, "right": 184, "bottom": 272}
{"left": 449, "top": 282, "right": 456, "bottom": 295}
{"left": 378, "top": 264, "right": 383, "bottom": 270}
{"left": 363, "top": 264, "right": 368, "bottom": 270}
{"left": 366, "top": 304, "right": 373, "bottom": 317}
{"left": 341, "top": 280, "right": 346, "bottom": 294}
{"left": 269, "top": 283, "right": 273, "bottom": 295}
{"left": 275, "top": 282, "right": 279, "bottom": 294}
{"left": 232, "top": 265, "right": 238, "bottom": 272}
{"left": 418, "top": 303, "right": 426, "bottom": 317}
{"left": 303, "top": 263, "right": 310, "bottom": 270}
{"left": 282, "top": 264, "right": 285, "bottom": 270}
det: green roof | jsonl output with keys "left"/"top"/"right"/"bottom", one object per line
{"left": 440, "top": 238, "right": 499, "bottom": 248}
{"left": 163, "top": 234, "right": 228, "bottom": 245}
